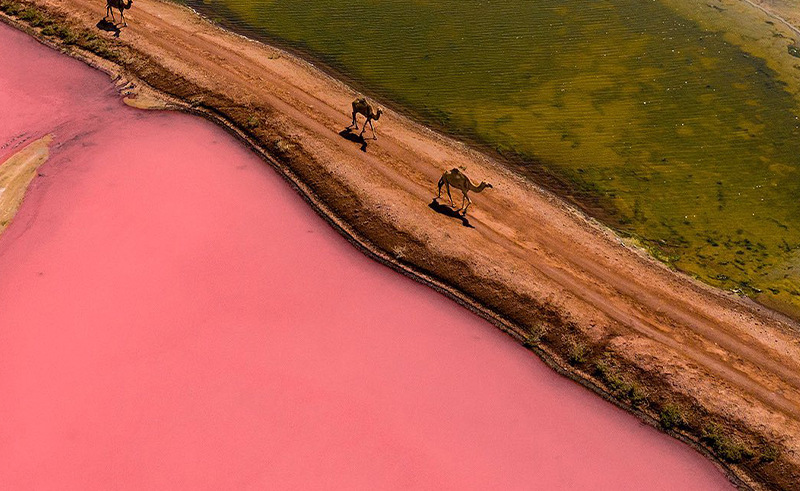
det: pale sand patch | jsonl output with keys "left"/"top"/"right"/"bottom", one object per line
{"left": 0, "top": 134, "right": 51, "bottom": 234}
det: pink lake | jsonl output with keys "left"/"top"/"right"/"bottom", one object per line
{"left": 0, "top": 22, "right": 731, "bottom": 489}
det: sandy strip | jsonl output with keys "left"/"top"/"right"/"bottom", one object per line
{"left": 0, "top": 135, "right": 51, "bottom": 234}
{"left": 1, "top": 0, "right": 799, "bottom": 488}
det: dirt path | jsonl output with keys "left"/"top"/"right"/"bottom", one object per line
{"left": 3, "top": 0, "right": 800, "bottom": 488}
{"left": 745, "top": 0, "right": 800, "bottom": 37}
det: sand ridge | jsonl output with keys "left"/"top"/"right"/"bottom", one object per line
{"left": 1, "top": 0, "right": 799, "bottom": 487}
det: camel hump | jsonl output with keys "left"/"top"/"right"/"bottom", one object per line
{"left": 450, "top": 168, "right": 459, "bottom": 173}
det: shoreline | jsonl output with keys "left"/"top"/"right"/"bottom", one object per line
{"left": 1, "top": 0, "right": 799, "bottom": 488}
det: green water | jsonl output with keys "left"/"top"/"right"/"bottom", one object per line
{"left": 189, "top": 0, "right": 800, "bottom": 312}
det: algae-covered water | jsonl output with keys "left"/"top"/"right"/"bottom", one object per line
{"left": 187, "top": 0, "right": 800, "bottom": 314}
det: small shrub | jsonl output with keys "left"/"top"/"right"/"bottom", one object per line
{"left": 2, "top": 1, "right": 23, "bottom": 16}
{"left": 273, "top": 138, "right": 292, "bottom": 154}
{"left": 659, "top": 404, "right": 685, "bottom": 430}
{"left": 593, "top": 359, "right": 610, "bottom": 379}
{"left": 604, "top": 370, "right": 626, "bottom": 393}
{"left": 526, "top": 322, "right": 548, "bottom": 344}
{"left": 758, "top": 444, "right": 780, "bottom": 464}
{"left": 18, "top": 7, "right": 40, "bottom": 22}
{"left": 701, "top": 423, "right": 754, "bottom": 463}
{"left": 567, "top": 338, "right": 588, "bottom": 365}
{"left": 57, "top": 26, "right": 78, "bottom": 45}
{"left": 626, "top": 383, "right": 647, "bottom": 407}
{"left": 595, "top": 363, "right": 647, "bottom": 406}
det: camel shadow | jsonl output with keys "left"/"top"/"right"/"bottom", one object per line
{"left": 339, "top": 128, "right": 368, "bottom": 152}
{"left": 96, "top": 18, "right": 121, "bottom": 37}
{"left": 429, "top": 198, "right": 473, "bottom": 228}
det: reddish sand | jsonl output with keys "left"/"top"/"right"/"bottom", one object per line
{"left": 0, "top": 23, "right": 731, "bottom": 489}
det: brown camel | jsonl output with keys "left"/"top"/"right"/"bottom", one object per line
{"left": 106, "top": 0, "right": 133, "bottom": 26}
{"left": 347, "top": 97, "right": 383, "bottom": 140}
{"left": 437, "top": 168, "right": 493, "bottom": 216}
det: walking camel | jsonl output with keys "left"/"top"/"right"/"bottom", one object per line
{"left": 347, "top": 97, "right": 383, "bottom": 140}
{"left": 105, "top": 0, "right": 133, "bottom": 27}
{"left": 437, "top": 168, "right": 493, "bottom": 216}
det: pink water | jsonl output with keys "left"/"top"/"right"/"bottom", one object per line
{"left": 0, "top": 23, "right": 731, "bottom": 489}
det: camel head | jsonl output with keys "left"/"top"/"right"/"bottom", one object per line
{"left": 374, "top": 108, "right": 383, "bottom": 120}
{"left": 479, "top": 182, "right": 493, "bottom": 191}
{"left": 125, "top": 0, "right": 133, "bottom": 9}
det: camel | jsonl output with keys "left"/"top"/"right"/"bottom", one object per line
{"left": 437, "top": 168, "right": 493, "bottom": 216}
{"left": 105, "top": 0, "right": 133, "bottom": 26}
{"left": 347, "top": 97, "right": 383, "bottom": 140}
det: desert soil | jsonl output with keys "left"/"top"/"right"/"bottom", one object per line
{"left": 2, "top": 0, "right": 800, "bottom": 488}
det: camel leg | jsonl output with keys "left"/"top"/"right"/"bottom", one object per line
{"left": 369, "top": 119, "right": 377, "bottom": 140}
{"left": 359, "top": 118, "right": 368, "bottom": 138}
{"left": 120, "top": 9, "right": 126, "bottom": 27}
{"left": 446, "top": 183, "right": 454, "bottom": 207}
{"left": 461, "top": 193, "right": 471, "bottom": 215}
{"left": 108, "top": 6, "right": 116, "bottom": 22}
{"left": 437, "top": 177, "right": 444, "bottom": 200}
{"left": 348, "top": 111, "right": 357, "bottom": 130}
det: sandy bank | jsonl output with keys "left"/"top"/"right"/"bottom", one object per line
{"left": 1, "top": 0, "right": 799, "bottom": 488}
{"left": 0, "top": 135, "right": 51, "bottom": 233}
